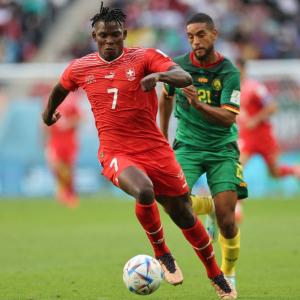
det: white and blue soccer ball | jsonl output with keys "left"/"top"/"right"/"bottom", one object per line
{"left": 123, "top": 254, "right": 163, "bottom": 295}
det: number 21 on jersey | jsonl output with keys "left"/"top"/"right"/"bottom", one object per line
{"left": 107, "top": 88, "right": 118, "bottom": 109}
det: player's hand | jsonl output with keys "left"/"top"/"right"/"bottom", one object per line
{"left": 181, "top": 85, "right": 199, "bottom": 107}
{"left": 140, "top": 73, "right": 160, "bottom": 92}
{"left": 42, "top": 110, "right": 61, "bottom": 126}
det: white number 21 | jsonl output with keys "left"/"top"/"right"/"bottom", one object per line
{"left": 107, "top": 88, "right": 118, "bottom": 109}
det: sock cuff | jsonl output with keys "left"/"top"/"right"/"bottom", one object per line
{"left": 219, "top": 229, "right": 240, "bottom": 245}
{"left": 181, "top": 215, "right": 198, "bottom": 233}
{"left": 135, "top": 201, "right": 156, "bottom": 208}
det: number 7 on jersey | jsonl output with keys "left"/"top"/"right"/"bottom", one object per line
{"left": 107, "top": 88, "right": 119, "bottom": 109}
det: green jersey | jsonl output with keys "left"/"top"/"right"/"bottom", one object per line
{"left": 165, "top": 52, "right": 240, "bottom": 150}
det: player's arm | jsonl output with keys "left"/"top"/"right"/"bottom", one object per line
{"left": 159, "top": 85, "right": 174, "bottom": 139}
{"left": 141, "top": 65, "right": 192, "bottom": 92}
{"left": 42, "top": 83, "right": 70, "bottom": 126}
{"left": 182, "top": 85, "right": 237, "bottom": 127}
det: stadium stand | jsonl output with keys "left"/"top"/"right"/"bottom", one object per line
{"left": 0, "top": 0, "right": 75, "bottom": 62}
{"left": 63, "top": 0, "right": 300, "bottom": 61}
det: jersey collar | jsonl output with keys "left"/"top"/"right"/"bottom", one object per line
{"left": 189, "top": 51, "right": 224, "bottom": 68}
{"left": 97, "top": 48, "right": 127, "bottom": 64}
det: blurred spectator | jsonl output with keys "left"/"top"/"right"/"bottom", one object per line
{"left": 63, "top": 0, "right": 300, "bottom": 61}
{"left": 1, "top": 0, "right": 300, "bottom": 62}
{"left": 0, "top": 0, "right": 74, "bottom": 62}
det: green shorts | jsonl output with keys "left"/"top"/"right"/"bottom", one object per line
{"left": 174, "top": 140, "right": 248, "bottom": 199}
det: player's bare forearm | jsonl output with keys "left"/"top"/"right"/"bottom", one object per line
{"left": 140, "top": 66, "right": 192, "bottom": 92}
{"left": 42, "top": 83, "right": 69, "bottom": 126}
{"left": 182, "top": 85, "right": 236, "bottom": 127}
{"left": 159, "top": 91, "right": 174, "bottom": 139}
{"left": 193, "top": 102, "right": 236, "bottom": 127}
{"left": 158, "top": 66, "right": 192, "bottom": 88}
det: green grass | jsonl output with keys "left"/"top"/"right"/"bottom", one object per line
{"left": 0, "top": 195, "right": 299, "bottom": 300}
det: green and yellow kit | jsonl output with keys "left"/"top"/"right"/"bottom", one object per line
{"left": 165, "top": 52, "right": 248, "bottom": 199}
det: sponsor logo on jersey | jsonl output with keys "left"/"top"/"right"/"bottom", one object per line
{"left": 85, "top": 75, "right": 96, "bottom": 84}
{"left": 126, "top": 68, "right": 136, "bottom": 81}
{"left": 104, "top": 72, "right": 115, "bottom": 79}
{"left": 230, "top": 90, "right": 241, "bottom": 105}
{"left": 212, "top": 78, "right": 222, "bottom": 90}
{"left": 198, "top": 77, "right": 208, "bottom": 83}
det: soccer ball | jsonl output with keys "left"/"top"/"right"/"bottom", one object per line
{"left": 123, "top": 254, "right": 163, "bottom": 295}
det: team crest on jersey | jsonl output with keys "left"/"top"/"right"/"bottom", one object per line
{"left": 85, "top": 75, "right": 96, "bottom": 84}
{"left": 212, "top": 78, "right": 222, "bottom": 91}
{"left": 126, "top": 68, "right": 136, "bottom": 81}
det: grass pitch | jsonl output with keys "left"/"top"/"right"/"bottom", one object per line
{"left": 0, "top": 195, "right": 299, "bottom": 300}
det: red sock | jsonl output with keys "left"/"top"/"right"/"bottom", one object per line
{"left": 135, "top": 201, "right": 170, "bottom": 258}
{"left": 182, "top": 217, "right": 221, "bottom": 278}
{"left": 278, "top": 165, "right": 299, "bottom": 177}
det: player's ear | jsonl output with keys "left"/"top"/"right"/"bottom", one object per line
{"left": 123, "top": 29, "right": 127, "bottom": 40}
{"left": 212, "top": 28, "right": 218, "bottom": 40}
{"left": 92, "top": 29, "right": 96, "bottom": 41}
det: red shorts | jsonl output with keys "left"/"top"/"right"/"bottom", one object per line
{"left": 239, "top": 130, "right": 279, "bottom": 165}
{"left": 46, "top": 144, "right": 77, "bottom": 165}
{"left": 99, "top": 146, "right": 189, "bottom": 197}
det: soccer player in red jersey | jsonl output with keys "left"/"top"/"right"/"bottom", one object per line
{"left": 237, "top": 58, "right": 300, "bottom": 180}
{"left": 42, "top": 3, "right": 236, "bottom": 299}
{"left": 45, "top": 92, "right": 81, "bottom": 208}
{"left": 236, "top": 58, "right": 300, "bottom": 222}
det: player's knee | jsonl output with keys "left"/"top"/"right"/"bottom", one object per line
{"left": 218, "top": 214, "right": 236, "bottom": 237}
{"left": 167, "top": 199, "right": 195, "bottom": 228}
{"left": 136, "top": 184, "right": 155, "bottom": 205}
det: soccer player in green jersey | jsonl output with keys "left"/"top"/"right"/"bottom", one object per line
{"left": 159, "top": 13, "right": 248, "bottom": 293}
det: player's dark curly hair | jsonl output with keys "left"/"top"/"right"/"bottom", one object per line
{"left": 186, "top": 13, "right": 215, "bottom": 29}
{"left": 91, "top": 1, "right": 127, "bottom": 28}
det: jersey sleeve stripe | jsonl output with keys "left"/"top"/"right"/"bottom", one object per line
{"left": 222, "top": 104, "right": 240, "bottom": 114}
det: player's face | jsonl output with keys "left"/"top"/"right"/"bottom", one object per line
{"left": 186, "top": 22, "right": 217, "bottom": 61}
{"left": 92, "top": 21, "right": 127, "bottom": 61}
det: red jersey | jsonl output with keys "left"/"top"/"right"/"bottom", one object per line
{"left": 48, "top": 93, "right": 80, "bottom": 150}
{"left": 60, "top": 48, "right": 176, "bottom": 156}
{"left": 238, "top": 78, "right": 273, "bottom": 136}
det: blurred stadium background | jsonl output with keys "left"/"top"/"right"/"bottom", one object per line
{"left": 0, "top": 0, "right": 300, "bottom": 199}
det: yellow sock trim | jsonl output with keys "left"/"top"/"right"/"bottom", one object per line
{"left": 219, "top": 229, "right": 240, "bottom": 276}
{"left": 190, "top": 195, "right": 214, "bottom": 215}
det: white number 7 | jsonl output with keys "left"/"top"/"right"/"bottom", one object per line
{"left": 107, "top": 88, "right": 118, "bottom": 109}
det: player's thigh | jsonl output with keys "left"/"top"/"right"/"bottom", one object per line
{"left": 206, "top": 152, "right": 248, "bottom": 200}
{"left": 118, "top": 166, "right": 154, "bottom": 202}
{"left": 174, "top": 142, "right": 205, "bottom": 190}
{"left": 141, "top": 146, "right": 190, "bottom": 197}
{"left": 100, "top": 154, "right": 149, "bottom": 192}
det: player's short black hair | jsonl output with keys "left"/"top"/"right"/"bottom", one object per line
{"left": 186, "top": 13, "right": 215, "bottom": 29}
{"left": 91, "top": 1, "right": 127, "bottom": 28}
{"left": 236, "top": 57, "right": 246, "bottom": 68}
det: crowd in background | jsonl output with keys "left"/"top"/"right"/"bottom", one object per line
{"left": 1, "top": 0, "right": 300, "bottom": 62}
{"left": 67, "top": 0, "right": 300, "bottom": 61}
{"left": 0, "top": 0, "right": 74, "bottom": 62}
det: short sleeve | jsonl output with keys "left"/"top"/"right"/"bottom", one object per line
{"left": 60, "top": 60, "right": 79, "bottom": 91}
{"left": 163, "top": 83, "right": 176, "bottom": 97}
{"left": 220, "top": 71, "right": 240, "bottom": 114}
{"left": 145, "top": 48, "right": 177, "bottom": 74}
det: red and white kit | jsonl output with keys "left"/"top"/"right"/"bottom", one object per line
{"left": 60, "top": 48, "right": 188, "bottom": 196}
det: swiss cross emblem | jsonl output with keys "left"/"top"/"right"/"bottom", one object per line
{"left": 126, "top": 68, "right": 136, "bottom": 81}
